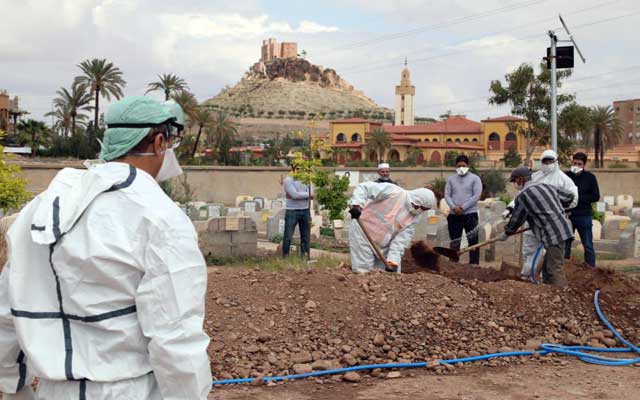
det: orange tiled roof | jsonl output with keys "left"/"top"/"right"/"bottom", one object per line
{"left": 383, "top": 116, "right": 481, "bottom": 134}
{"left": 481, "top": 115, "right": 527, "bottom": 122}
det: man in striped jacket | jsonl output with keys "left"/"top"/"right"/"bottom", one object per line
{"left": 500, "top": 166, "right": 575, "bottom": 287}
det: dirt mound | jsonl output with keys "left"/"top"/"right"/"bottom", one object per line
{"left": 205, "top": 261, "right": 640, "bottom": 382}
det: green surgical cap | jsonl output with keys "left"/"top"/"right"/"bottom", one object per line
{"left": 99, "top": 96, "right": 175, "bottom": 161}
{"left": 164, "top": 99, "right": 185, "bottom": 130}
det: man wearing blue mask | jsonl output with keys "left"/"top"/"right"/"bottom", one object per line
{"left": 0, "top": 96, "right": 212, "bottom": 399}
{"left": 444, "top": 155, "right": 483, "bottom": 265}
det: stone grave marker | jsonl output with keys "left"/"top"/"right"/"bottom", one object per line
{"left": 616, "top": 195, "right": 633, "bottom": 209}
{"left": 235, "top": 195, "right": 253, "bottom": 207}
{"left": 592, "top": 220, "right": 602, "bottom": 241}
{"left": 603, "top": 196, "right": 615, "bottom": 208}
{"left": 596, "top": 202, "right": 606, "bottom": 213}
{"left": 199, "top": 217, "right": 257, "bottom": 258}
{"left": 226, "top": 207, "right": 242, "bottom": 217}
{"left": 602, "top": 215, "right": 631, "bottom": 240}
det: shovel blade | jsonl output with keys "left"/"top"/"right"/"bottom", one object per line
{"left": 433, "top": 246, "right": 460, "bottom": 262}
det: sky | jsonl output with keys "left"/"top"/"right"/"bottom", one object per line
{"left": 2, "top": 0, "right": 639, "bottom": 127}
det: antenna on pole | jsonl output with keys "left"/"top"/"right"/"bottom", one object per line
{"left": 559, "top": 14, "right": 586, "bottom": 63}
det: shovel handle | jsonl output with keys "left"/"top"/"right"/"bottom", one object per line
{"left": 356, "top": 219, "right": 391, "bottom": 268}
{"left": 458, "top": 227, "right": 530, "bottom": 256}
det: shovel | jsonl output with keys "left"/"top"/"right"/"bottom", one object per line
{"left": 433, "top": 227, "right": 530, "bottom": 262}
{"left": 356, "top": 219, "right": 395, "bottom": 272}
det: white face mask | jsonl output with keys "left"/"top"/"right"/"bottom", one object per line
{"left": 155, "top": 148, "right": 183, "bottom": 182}
{"left": 540, "top": 162, "right": 555, "bottom": 173}
{"left": 409, "top": 207, "right": 422, "bottom": 216}
{"left": 514, "top": 182, "right": 524, "bottom": 191}
{"left": 570, "top": 166, "right": 583, "bottom": 174}
{"left": 456, "top": 167, "right": 469, "bottom": 176}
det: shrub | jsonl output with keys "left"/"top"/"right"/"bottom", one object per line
{"left": 502, "top": 147, "right": 522, "bottom": 168}
{"left": 479, "top": 169, "right": 506, "bottom": 198}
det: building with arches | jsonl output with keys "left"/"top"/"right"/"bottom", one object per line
{"left": 326, "top": 114, "right": 529, "bottom": 165}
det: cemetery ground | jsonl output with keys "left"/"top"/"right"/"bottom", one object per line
{"left": 204, "top": 250, "right": 640, "bottom": 399}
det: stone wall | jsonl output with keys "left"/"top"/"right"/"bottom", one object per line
{"left": 14, "top": 162, "right": 640, "bottom": 206}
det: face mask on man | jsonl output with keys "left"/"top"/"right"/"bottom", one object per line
{"left": 570, "top": 165, "right": 583, "bottom": 174}
{"left": 456, "top": 167, "right": 469, "bottom": 176}
{"left": 155, "top": 148, "right": 183, "bottom": 182}
{"left": 540, "top": 162, "right": 555, "bottom": 173}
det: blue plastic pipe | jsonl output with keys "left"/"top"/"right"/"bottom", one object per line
{"left": 530, "top": 243, "right": 544, "bottom": 284}
{"left": 211, "top": 290, "right": 639, "bottom": 386}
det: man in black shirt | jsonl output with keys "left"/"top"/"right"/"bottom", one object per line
{"left": 564, "top": 152, "right": 600, "bottom": 268}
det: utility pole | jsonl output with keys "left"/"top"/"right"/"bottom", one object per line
{"left": 547, "top": 15, "right": 586, "bottom": 153}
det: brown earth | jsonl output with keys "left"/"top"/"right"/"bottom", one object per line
{"left": 204, "top": 254, "right": 640, "bottom": 388}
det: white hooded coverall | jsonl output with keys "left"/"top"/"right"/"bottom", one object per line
{"left": 0, "top": 162, "right": 212, "bottom": 399}
{"left": 513, "top": 150, "right": 578, "bottom": 277}
{"left": 349, "top": 182, "right": 436, "bottom": 273}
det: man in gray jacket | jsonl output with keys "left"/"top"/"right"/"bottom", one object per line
{"left": 445, "top": 155, "right": 483, "bottom": 265}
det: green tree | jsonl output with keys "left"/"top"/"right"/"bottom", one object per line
{"left": 443, "top": 151, "right": 460, "bottom": 167}
{"left": 366, "top": 127, "right": 391, "bottom": 163}
{"left": 76, "top": 58, "right": 126, "bottom": 132}
{"left": 190, "top": 107, "right": 214, "bottom": 157}
{"left": 558, "top": 102, "right": 592, "bottom": 166}
{"left": 479, "top": 170, "right": 506, "bottom": 198}
{"left": 438, "top": 110, "right": 452, "bottom": 121}
{"left": 207, "top": 112, "right": 238, "bottom": 165}
{"left": 501, "top": 146, "right": 522, "bottom": 167}
{"left": 0, "top": 132, "right": 31, "bottom": 212}
{"left": 53, "top": 82, "right": 93, "bottom": 136}
{"left": 146, "top": 73, "right": 189, "bottom": 101}
{"left": 16, "top": 120, "right": 52, "bottom": 157}
{"left": 489, "top": 63, "right": 573, "bottom": 163}
{"left": 171, "top": 90, "right": 198, "bottom": 119}
{"left": 45, "top": 104, "right": 87, "bottom": 137}
{"left": 590, "top": 105, "right": 623, "bottom": 168}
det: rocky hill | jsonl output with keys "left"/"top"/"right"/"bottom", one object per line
{"left": 204, "top": 58, "right": 388, "bottom": 117}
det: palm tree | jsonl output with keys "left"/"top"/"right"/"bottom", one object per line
{"left": 366, "top": 127, "right": 391, "bottom": 163}
{"left": 75, "top": 58, "right": 126, "bottom": 132}
{"left": 190, "top": 107, "right": 214, "bottom": 157}
{"left": 17, "top": 119, "right": 51, "bottom": 157}
{"left": 207, "top": 112, "right": 238, "bottom": 165}
{"left": 53, "top": 82, "right": 94, "bottom": 136}
{"left": 590, "top": 106, "right": 623, "bottom": 168}
{"left": 146, "top": 74, "right": 189, "bottom": 101}
{"left": 45, "top": 105, "right": 90, "bottom": 137}
{"left": 171, "top": 90, "right": 198, "bottom": 119}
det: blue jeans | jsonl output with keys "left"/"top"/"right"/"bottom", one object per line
{"left": 283, "top": 209, "right": 311, "bottom": 257}
{"left": 564, "top": 215, "right": 596, "bottom": 267}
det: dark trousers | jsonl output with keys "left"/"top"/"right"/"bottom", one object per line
{"left": 283, "top": 208, "right": 311, "bottom": 257}
{"left": 543, "top": 241, "right": 568, "bottom": 287}
{"left": 564, "top": 215, "right": 596, "bottom": 267}
{"left": 447, "top": 212, "right": 480, "bottom": 264}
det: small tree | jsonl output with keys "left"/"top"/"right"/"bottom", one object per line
{"left": 0, "top": 131, "right": 32, "bottom": 212}
{"left": 502, "top": 147, "right": 522, "bottom": 167}
{"left": 479, "top": 170, "right": 506, "bottom": 198}
{"left": 444, "top": 151, "right": 460, "bottom": 167}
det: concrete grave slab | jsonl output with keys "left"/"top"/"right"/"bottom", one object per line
{"left": 616, "top": 195, "right": 633, "bottom": 209}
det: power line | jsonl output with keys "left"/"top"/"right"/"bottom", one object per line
{"left": 415, "top": 65, "right": 640, "bottom": 111}
{"left": 340, "top": 6, "right": 640, "bottom": 76}
{"left": 335, "top": 0, "right": 622, "bottom": 73}
{"left": 323, "top": 0, "right": 547, "bottom": 54}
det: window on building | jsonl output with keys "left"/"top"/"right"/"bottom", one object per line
{"left": 351, "top": 133, "right": 361, "bottom": 142}
{"left": 424, "top": 138, "right": 430, "bottom": 142}
{"left": 472, "top": 138, "right": 478, "bottom": 142}
{"left": 455, "top": 138, "right": 461, "bottom": 143}
{"left": 446, "top": 138, "right": 452, "bottom": 142}
{"left": 336, "top": 133, "right": 346, "bottom": 142}
{"left": 401, "top": 95, "right": 405, "bottom": 101}
{"left": 506, "top": 132, "right": 517, "bottom": 141}
{"left": 463, "top": 138, "right": 469, "bottom": 142}
{"left": 488, "top": 132, "right": 500, "bottom": 141}
{"left": 432, "top": 138, "right": 438, "bottom": 142}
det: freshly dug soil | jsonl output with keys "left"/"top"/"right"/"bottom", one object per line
{"left": 205, "top": 257, "right": 640, "bottom": 382}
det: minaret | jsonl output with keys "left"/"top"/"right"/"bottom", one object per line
{"left": 394, "top": 57, "right": 415, "bottom": 126}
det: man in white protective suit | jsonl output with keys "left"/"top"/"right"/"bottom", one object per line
{"left": 503, "top": 149, "right": 578, "bottom": 280}
{"left": 348, "top": 182, "right": 436, "bottom": 273}
{"left": 0, "top": 96, "right": 212, "bottom": 399}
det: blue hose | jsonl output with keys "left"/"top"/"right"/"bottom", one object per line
{"left": 211, "top": 290, "right": 639, "bottom": 386}
{"left": 530, "top": 243, "right": 544, "bottom": 284}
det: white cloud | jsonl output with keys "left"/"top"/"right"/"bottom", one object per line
{"left": 297, "top": 20, "right": 339, "bottom": 34}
